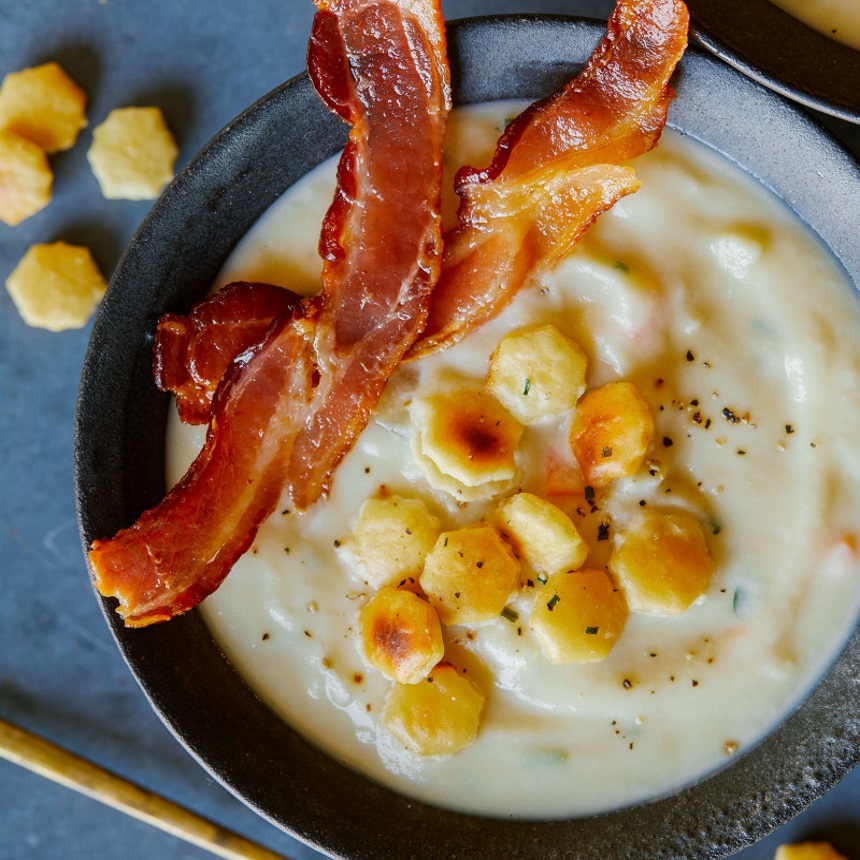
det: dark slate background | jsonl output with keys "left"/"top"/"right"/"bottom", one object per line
{"left": 0, "top": 1, "right": 857, "bottom": 859}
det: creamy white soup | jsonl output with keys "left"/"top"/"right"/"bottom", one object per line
{"left": 166, "top": 102, "right": 860, "bottom": 818}
{"left": 770, "top": 0, "right": 860, "bottom": 50}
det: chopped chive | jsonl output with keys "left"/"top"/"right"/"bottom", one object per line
{"left": 547, "top": 594, "right": 560, "bottom": 611}
{"left": 585, "top": 626, "right": 599, "bottom": 635}
{"left": 523, "top": 377, "right": 531, "bottom": 396}
{"left": 501, "top": 606, "right": 520, "bottom": 623}
{"left": 526, "top": 748, "right": 568, "bottom": 764}
{"left": 614, "top": 261, "right": 629, "bottom": 273}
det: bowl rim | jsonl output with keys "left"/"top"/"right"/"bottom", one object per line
{"left": 75, "top": 13, "right": 860, "bottom": 860}
{"left": 685, "top": 0, "right": 860, "bottom": 123}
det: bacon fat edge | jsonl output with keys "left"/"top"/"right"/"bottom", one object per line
{"left": 89, "top": 0, "right": 451, "bottom": 626}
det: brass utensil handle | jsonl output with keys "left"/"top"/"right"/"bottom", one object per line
{"left": 0, "top": 717, "right": 290, "bottom": 860}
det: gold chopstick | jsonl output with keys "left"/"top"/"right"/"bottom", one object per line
{"left": 0, "top": 717, "right": 291, "bottom": 860}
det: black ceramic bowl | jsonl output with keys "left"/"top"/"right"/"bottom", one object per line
{"left": 687, "top": 0, "right": 860, "bottom": 123}
{"left": 75, "top": 15, "right": 860, "bottom": 860}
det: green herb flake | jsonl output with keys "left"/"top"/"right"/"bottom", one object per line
{"left": 547, "top": 594, "right": 561, "bottom": 612}
{"left": 613, "top": 261, "right": 630, "bottom": 273}
{"left": 523, "top": 377, "right": 532, "bottom": 396}
{"left": 526, "top": 748, "right": 568, "bottom": 765}
{"left": 501, "top": 606, "right": 520, "bottom": 623}
{"left": 732, "top": 588, "right": 743, "bottom": 614}
{"left": 585, "top": 626, "right": 599, "bottom": 635}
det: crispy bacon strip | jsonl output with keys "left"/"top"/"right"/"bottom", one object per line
{"left": 153, "top": 281, "right": 302, "bottom": 424}
{"left": 89, "top": 0, "right": 450, "bottom": 626}
{"left": 415, "top": 160, "right": 641, "bottom": 361}
{"left": 406, "top": 0, "right": 689, "bottom": 360}
{"left": 290, "top": 0, "right": 450, "bottom": 507}
{"left": 91, "top": 303, "right": 319, "bottom": 625}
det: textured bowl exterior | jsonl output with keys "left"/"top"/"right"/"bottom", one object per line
{"left": 75, "top": 16, "right": 860, "bottom": 860}
{"left": 686, "top": 0, "right": 860, "bottom": 123}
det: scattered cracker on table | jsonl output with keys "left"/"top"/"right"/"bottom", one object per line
{"left": 0, "top": 62, "right": 87, "bottom": 153}
{"left": 88, "top": 106, "right": 178, "bottom": 200}
{"left": 775, "top": 842, "right": 848, "bottom": 860}
{"left": 6, "top": 242, "right": 107, "bottom": 331}
{"left": 0, "top": 130, "right": 53, "bottom": 225}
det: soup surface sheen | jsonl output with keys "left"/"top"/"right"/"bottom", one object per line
{"left": 770, "top": 0, "right": 860, "bottom": 50}
{"left": 167, "top": 102, "right": 860, "bottom": 818}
